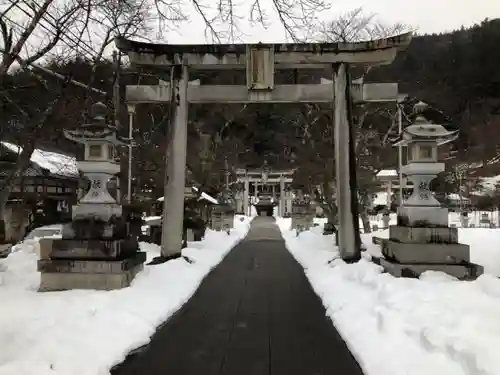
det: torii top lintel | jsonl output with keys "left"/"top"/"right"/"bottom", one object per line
{"left": 115, "top": 33, "right": 412, "bottom": 69}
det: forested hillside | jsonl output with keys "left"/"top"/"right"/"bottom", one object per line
{"left": 1, "top": 19, "right": 499, "bottom": 198}
{"left": 369, "top": 19, "right": 500, "bottom": 168}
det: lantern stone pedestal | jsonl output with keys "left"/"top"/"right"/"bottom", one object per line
{"left": 291, "top": 195, "right": 315, "bottom": 235}
{"left": 210, "top": 205, "right": 234, "bottom": 233}
{"left": 382, "top": 213, "right": 390, "bottom": 229}
{"left": 235, "top": 190, "right": 244, "bottom": 215}
{"left": 210, "top": 192, "right": 235, "bottom": 233}
{"left": 37, "top": 103, "right": 146, "bottom": 291}
{"left": 373, "top": 102, "right": 483, "bottom": 280}
{"left": 460, "top": 211, "right": 469, "bottom": 228}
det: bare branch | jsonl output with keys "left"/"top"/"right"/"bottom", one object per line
{"left": 318, "top": 7, "right": 413, "bottom": 43}
{"left": 0, "top": 0, "right": 55, "bottom": 75}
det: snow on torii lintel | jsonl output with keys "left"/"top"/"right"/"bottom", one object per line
{"left": 0, "top": 141, "right": 79, "bottom": 178}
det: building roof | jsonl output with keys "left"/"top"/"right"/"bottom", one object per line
{"left": 376, "top": 169, "right": 398, "bottom": 178}
{"left": 0, "top": 142, "right": 79, "bottom": 179}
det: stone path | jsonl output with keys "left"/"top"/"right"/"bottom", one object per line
{"left": 111, "top": 217, "right": 364, "bottom": 375}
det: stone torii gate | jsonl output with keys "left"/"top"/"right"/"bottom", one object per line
{"left": 234, "top": 167, "right": 295, "bottom": 216}
{"left": 116, "top": 34, "right": 412, "bottom": 262}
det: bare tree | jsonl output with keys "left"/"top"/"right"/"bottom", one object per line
{"left": 0, "top": 0, "right": 152, "bottom": 236}
{"left": 152, "top": 0, "right": 330, "bottom": 42}
{"left": 318, "top": 7, "right": 410, "bottom": 43}
{"left": 288, "top": 8, "right": 412, "bottom": 233}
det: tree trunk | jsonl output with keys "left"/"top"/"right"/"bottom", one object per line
{"left": 358, "top": 189, "right": 372, "bottom": 233}
{"left": 0, "top": 142, "right": 36, "bottom": 242}
{"left": 360, "top": 210, "right": 371, "bottom": 233}
{"left": 323, "top": 202, "right": 337, "bottom": 223}
{"left": 321, "top": 180, "right": 337, "bottom": 224}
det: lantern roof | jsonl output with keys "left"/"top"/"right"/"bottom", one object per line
{"left": 393, "top": 101, "right": 459, "bottom": 147}
{"left": 63, "top": 102, "right": 130, "bottom": 146}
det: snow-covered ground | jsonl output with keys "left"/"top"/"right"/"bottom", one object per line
{"left": 279, "top": 218, "right": 500, "bottom": 375}
{"left": 0, "top": 215, "right": 252, "bottom": 375}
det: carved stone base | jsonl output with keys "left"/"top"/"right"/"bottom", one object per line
{"left": 397, "top": 206, "right": 448, "bottom": 227}
{"left": 39, "top": 264, "right": 143, "bottom": 291}
{"left": 389, "top": 226, "right": 458, "bottom": 244}
{"left": 50, "top": 238, "right": 139, "bottom": 260}
{"left": 291, "top": 213, "right": 314, "bottom": 230}
{"left": 38, "top": 251, "right": 146, "bottom": 273}
{"left": 62, "top": 221, "right": 128, "bottom": 240}
{"left": 225, "top": 214, "right": 234, "bottom": 229}
{"left": 72, "top": 203, "right": 122, "bottom": 222}
{"left": 210, "top": 212, "right": 234, "bottom": 231}
{"left": 382, "top": 215, "right": 390, "bottom": 228}
{"left": 38, "top": 252, "right": 146, "bottom": 291}
{"left": 372, "top": 257, "right": 483, "bottom": 281}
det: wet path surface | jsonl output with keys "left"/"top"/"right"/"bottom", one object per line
{"left": 111, "top": 217, "right": 364, "bottom": 375}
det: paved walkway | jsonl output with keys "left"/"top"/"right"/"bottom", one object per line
{"left": 111, "top": 217, "right": 363, "bottom": 375}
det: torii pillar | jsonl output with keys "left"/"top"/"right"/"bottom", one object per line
{"left": 243, "top": 176, "right": 249, "bottom": 216}
{"left": 117, "top": 34, "right": 412, "bottom": 260}
{"left": 279, "top": 174, "right": 286, "bottom": 217}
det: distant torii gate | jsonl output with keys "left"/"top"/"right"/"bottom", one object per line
{"left": 116, "top": 34, "right": 412, "bottom": 262}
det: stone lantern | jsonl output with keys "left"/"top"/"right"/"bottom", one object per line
{"left": 37, "top": 102, "right": 146, "bottom": 291}
{"left": 291, "top": 189, "right": 314, "bottom": 235}
{"left": 376, "top": 169, "right": 398, "bottom": 229}
{"left": 234, "top": 183, "right": 244, "bottom": 215}
{"left": 262, "top": 160, "right": 269, "bottom": 183}
{"left": 67, "top": 103, "right": 122, "bottom": 221}
{"left": 373, "top": 102, "right": 483, "bottom": 279}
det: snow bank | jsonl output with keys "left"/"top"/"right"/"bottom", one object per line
{"left": 279, "top": 220, "right": 500, "bottom": 375}
{"left": 0, "top": 215, "right": 252, "bottom": 375}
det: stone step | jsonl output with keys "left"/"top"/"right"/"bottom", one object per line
{"left": 38, "top": 264, "right": 144, "bottom": 291}
{"left": 373, "top": 257, "right": 483, "bottom": 280}
{"left": 384, "top": 240, "right": 470, "bottom": 264}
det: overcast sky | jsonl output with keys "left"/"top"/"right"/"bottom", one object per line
{"left": 165, "top": 0, "right": 500, "bottom": 44}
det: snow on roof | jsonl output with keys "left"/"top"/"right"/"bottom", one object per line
{"left": 143, "top": 215, "right": 161, "bottom": 222}
{"left": 200, "top": 192, "right": 218, "bottom": 204}
{"left": 465, "top": 155, "right": 500, "bottom": 171}
{"left": 156, "top": 187, "right": 218, "bottom": 204}
{"left": 474, "top": 174, "right": 500, "bottom": 196}
{"left": 1, "top": 141, "right": 78, "bottom": 178}
{"left": 447, "top": 193, "right": 470, "bottom": 202}
{"left": 373, "top": 192, "right": 390, "bottom": 206}
{"left": 376, "top": 169, "right": 398, "bottom": 178}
